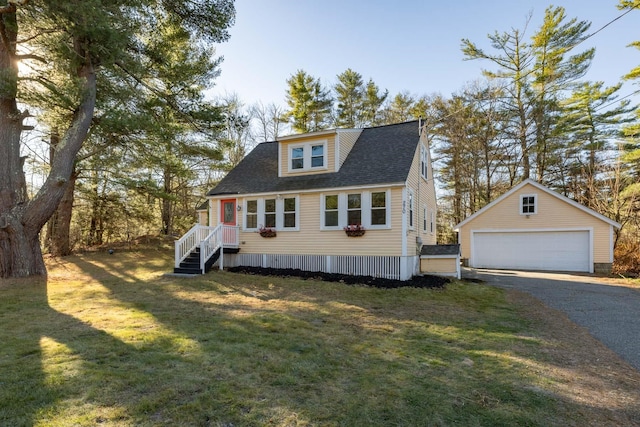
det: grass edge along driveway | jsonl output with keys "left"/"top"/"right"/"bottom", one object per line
{"left": 1, "top": 247, "right": 639, "bottom": 426}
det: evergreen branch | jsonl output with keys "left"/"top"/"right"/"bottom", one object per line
{"left": 15, "top": 53, "right": 47, "bottom": 63}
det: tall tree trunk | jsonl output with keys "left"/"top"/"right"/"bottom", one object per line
{"left": 161, "top": 167, "right": 173, "bottom": 235}
{"left": 0, "top": 12, "right": 96, "bottom": 277}
{"left": 45, "top": 130, "right": 60, "bottom": 251}
{"left": 87, "top": 170, "right": 104, "bottom": 246}
{"left": 44, "top": 129, "right": 77, "bottom": 257}
{"left": 47, "top": 171, "right": 77, "bottom": 256}
{"left": 0, "top": 5, "right": 44, "bottom": 277}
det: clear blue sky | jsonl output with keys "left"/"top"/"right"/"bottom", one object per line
{"left": 209, "top": 0, "right": 640, "bottom": 108}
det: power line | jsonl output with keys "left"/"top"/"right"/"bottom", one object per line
{"left": 576, "top": 4, "right": 638, "bottom": 48}
{"left": 433, "top": 4, "right": 640, "bottom": 123}
{"left": 594, "top": 87, "right": 640, "bottom": 113}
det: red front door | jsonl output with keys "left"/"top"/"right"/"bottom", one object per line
{"left": 220, "top": 199, "right": 236, "bottom": 226}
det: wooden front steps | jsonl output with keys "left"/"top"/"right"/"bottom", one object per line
{"left": 173, "top": 247, "right": 240, "bottom": 275}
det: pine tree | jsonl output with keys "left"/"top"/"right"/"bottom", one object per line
{"left": 381, "top": 92, "right": 416, "bottom": 124}
{"left": 361, "top": 79, "right": 388, "bottom": 126}
{"left": 334, "top": 68, "right": 365, "bottom": 128}
{"left": 462, "top": 6, "right": 594, "bottom": 183}
{"left": 0, "top": 0, "right": 235, "bottom": 278}
{"left": 284, "top": 70, "right": 333, "bottom": 133}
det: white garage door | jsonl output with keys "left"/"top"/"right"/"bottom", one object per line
{"left": 472, "top": 230, "right": 590, "bottom": 272}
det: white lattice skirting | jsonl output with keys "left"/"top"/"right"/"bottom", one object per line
{"left": 223, "top": 253, "right": 418, "bottom": 281}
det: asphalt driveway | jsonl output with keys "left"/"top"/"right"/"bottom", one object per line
{"left": 463, "top": 268, "right": 640, "bottom": 371}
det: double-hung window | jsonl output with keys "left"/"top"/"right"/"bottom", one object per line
{"left": 371, "top": 192, "right": 387, "bottom": 226}
{"left": 423, "top": 206, "right": 428, "bottom": 232}
{"left": 283, "top": 197, "right": 297, "bottom": 228}
{"left": 244, "top": 197, "right": 298, "bottom": 231}
{"left": 311, "top": 145, "right": 324, "bottom": 167}
{"left": 430, "top": 210, "right": 435, "bottom": 233}
{"left": 321, "top": 191, "right": 390, "bottom": 230}
{"left": 408, "top": 190, "right": 414, "bottom": 229}
{"left": 520, "top": 194, "right": 537, "bottom": 215}
{"left": 347, "top": 194, "right": 362, "bottom": 225}
{"left": 291, "top": 147, "right": 304, "bottom": 170}
{"left": 264, "top": 199, "right": 276, "bottom": 227}
{"left": 420, "top": 145, "right": 429, "bottom": 179}
{"left": 324, "top": 195, "right": 339, "bottom": 227}
{"left": 246, "top": 200, "right": 258, "bottom": 229}
{"left": 289, "top": 141, "right": 327, "bottom": 172}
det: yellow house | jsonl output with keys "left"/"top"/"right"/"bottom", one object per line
{"left": 454, "top": 179, "right": 621, "bottom": 274}
{"left": 175, "top": 121, "right": 438, "bottom": 280}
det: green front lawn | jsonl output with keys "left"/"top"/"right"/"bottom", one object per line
{"left": 1, "top": 246, "right": 638, "bottom": 426}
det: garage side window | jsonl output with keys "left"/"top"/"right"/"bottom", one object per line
{"left": 520, "top": 194, "right": 537, "bottom": 215}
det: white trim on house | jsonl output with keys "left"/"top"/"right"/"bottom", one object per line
{"left": 519, "top": 193, "right": 538, "bottom": 215}
{"left": 242, "top": 196, "right": 300, "bottom": 232}
{"left": 609, "top": 225, "right": 615, "bottom": 263}
{"left": 277, "top": 128, "right": 338, "bottom": 141}
{"left": 469, "top": 227, "right": 594, "bottom": 273}
{"left": 407, "top": 189, "right": 415, "bottom": 230}
{"left": 287, "top": 140, "right": 328, "bottom": 173}
{"left": 208, "top": 199, "right": 214, "bottom": 227}
{"left": 319, "top": 190, "right": 392, "bottom": 231}
{"left": 334, "top": 132, "right": 341, "bottom": 172}
{"left": 209, "top": 182, "right": 406, "bottom": 200}
{"left": 420, "top": 143, "right": 429, "bottom": 180}
{"left": 454, "top": 179, "right": 621, "bottom": 230}
{"left": 401, "top": 188, "right": 408, "bottom": 257}
{"left": 421, "top": 254, "right": 460, "bottom": 259}
{"left": 422, "top": 205, "right": 427, "bottom": 233}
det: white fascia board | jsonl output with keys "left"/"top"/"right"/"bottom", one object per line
{"left": 470, "top": 227, "right": 594, "bottom": 233}
{"left": 212, "top": 182, "right": 406, "bottom": 199}
{"left": 277, "top": 128, "right": 338, "bottom": 141}
{"left": 401, "top": 187, "right": 408, "bottom": 257}
{"left": 419, "top": 254, "right": 459, "bottom": 259}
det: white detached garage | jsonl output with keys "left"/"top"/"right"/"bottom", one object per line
{"left": 454, "top": 179, "right": 621, "bottom": 274}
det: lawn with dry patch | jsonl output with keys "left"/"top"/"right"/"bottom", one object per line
{"left": 1, "top": 246, "right": 639, "bottom": 426}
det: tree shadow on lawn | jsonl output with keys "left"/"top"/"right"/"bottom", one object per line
{"left": 0, "top": 278, "right": 147, "bottom": 426}
{"left": 3, "top": 254, "right": 640, "bottom": 426}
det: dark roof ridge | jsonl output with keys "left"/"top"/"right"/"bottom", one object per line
{"left": 360, "top": 119, "right": 419, "bottom": 130}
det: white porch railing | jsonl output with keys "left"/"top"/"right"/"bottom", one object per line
{"left": 200, "top": 227, "right": 222, "bottom": 274}
{"left": 175, "top": 224, "right": 239, "bottom": 272}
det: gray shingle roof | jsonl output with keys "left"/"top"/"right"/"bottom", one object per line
{"left": 420, "top": 244, "right": 460, "bottom": 256}
{"left": 207, "top": 121, "right": 421, "bottom": 196}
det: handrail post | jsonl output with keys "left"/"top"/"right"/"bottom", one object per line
{"left": 218, "top": 225, "right": 224, "bottom": 270}
{"left": 174, "top": 241, "right": 180, "bottom": 268}
{"left": 200, "top": 240, "right": 206, "bottom": 274}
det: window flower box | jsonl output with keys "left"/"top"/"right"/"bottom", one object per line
{"left": 258, "top": 226, "right": 277, "bottom": 238}
{"left": 344, "top": 224, "right": 365, "bottom": 237}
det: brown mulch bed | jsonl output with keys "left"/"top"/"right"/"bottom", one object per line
{"left": 227, "top": 266, "right": 450, "bottom": 289}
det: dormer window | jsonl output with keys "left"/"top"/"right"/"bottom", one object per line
{"left": 288, "top": 141, "right": 327, "bottom": 172}
{"left": 291, "top": 147, "right": 304, "bottom": 169}
{"left": 520, "top": 194, "right": 537, "bottom": 215}
{"left": 311, "top": 145, "right": 324, "bottom": 167}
